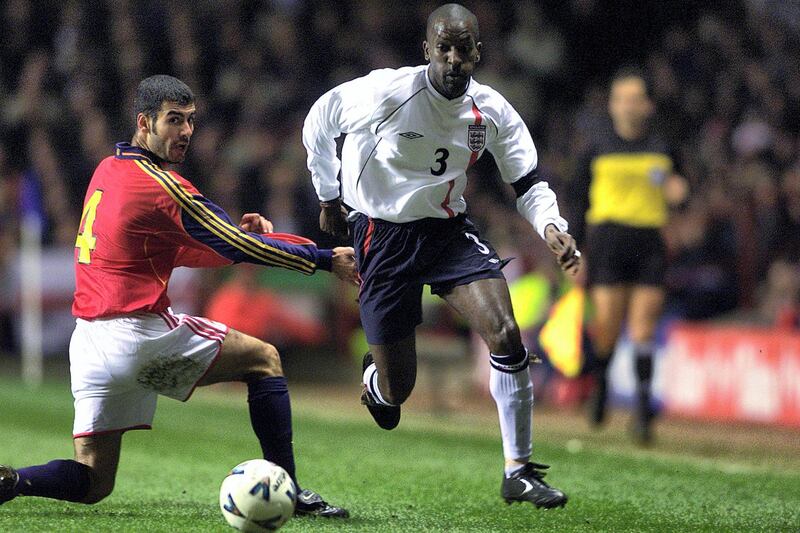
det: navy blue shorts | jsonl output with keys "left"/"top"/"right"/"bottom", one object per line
{"left": 353, "top": 213, "right": 506, "bottom": 345}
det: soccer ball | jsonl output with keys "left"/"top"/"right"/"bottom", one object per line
{"left": 219, "top": 460, "right": 297, "bottom": 532}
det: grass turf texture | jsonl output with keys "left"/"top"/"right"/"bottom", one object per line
{"left": 0, "top": 377, "right": 798, "bottom": 532}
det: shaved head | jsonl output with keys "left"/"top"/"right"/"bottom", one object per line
{"left": 426, "top": 3, "right": 480, "bottom": 42}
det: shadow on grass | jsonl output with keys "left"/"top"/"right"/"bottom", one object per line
{"left": 292, "top": 514, "right": 427, "bottom": 531}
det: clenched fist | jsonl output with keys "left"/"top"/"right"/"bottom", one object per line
{"left": 331, "top": 246, "right": 358, "bottom": 285}
{"left": 544, "top": 224, "right": 581, "bottom": 275}
{"left": 239, "top": 213, "right": 273, "bottom": 233}
{"left": 319, "top": 198, "right": 349, "bottom": 238}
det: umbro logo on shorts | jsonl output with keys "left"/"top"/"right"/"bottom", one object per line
{"left": 399, "top": 131, "right": 424, "bottom": 139}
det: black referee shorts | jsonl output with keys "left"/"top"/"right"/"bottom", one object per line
{"left": 586, "top": 222, "right": 666, "bottom": 286}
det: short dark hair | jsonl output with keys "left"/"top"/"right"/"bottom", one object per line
{"left": 427, "top": 3, "right": 480, "bottom": 42}
{"left": 134, "top": 75, "right": 194, "bottom": 120}
{"left": 611, "top": 66, "right": 651, "bottom": 97}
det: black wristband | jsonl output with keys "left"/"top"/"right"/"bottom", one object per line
{"left": 511, "top": 169, "right": 539, "bottom": 198}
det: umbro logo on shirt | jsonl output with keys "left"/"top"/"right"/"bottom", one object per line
{"left": 399, "top": 131, "right": 424, "bottom": 139}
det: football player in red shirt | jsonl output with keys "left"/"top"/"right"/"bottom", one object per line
{"left": 0, "top": 75, "right": 355, "bottom": 518}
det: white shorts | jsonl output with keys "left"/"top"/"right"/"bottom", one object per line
{"left": 70, "top": 309, "right": 228, "bottom": 438}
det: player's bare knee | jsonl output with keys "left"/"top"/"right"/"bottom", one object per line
{"left": 248, "top": 342, "right": 283, "bottom": 380}
{"left": 487, "top": 317, "right": 522, "bottom": 354}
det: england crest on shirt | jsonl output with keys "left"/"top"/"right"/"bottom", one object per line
{"left": 468, "top": 124, "right": 486, "bottom": 152}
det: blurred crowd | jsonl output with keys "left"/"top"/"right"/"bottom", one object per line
{"left": 1, "top": 0, "right": 799, "bottom": 356}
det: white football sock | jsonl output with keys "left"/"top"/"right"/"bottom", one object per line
{"left": 363, "top": 362, "right": 395, "bottom": 406}
{"left": 489, "top": 355, "right": 533, "bottom": 466}
{"left": 504, "top": 463, "right": 526, "bottom": 478}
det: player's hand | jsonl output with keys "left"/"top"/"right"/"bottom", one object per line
{"left": 239, "top": 213, "right": 273, "bottom": 233}
{"left": 544, "top": 224, "right": 581, "bottom": 276}
{"left": 330, "top": 246, "right": 358, "bottom": 285}
{"left": 319, "top": 198, "right": 349, "bottom": 238}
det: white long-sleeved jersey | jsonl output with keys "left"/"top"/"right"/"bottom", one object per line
{"left": 303, "top": 65, "right": 568, "bottom": 238}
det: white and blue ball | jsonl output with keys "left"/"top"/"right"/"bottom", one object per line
{"left": 219, "top": 459, "right": 297, "bottom": 532}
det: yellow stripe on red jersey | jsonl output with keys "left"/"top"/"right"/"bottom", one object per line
{"left": 135, "top": 160, "right": 317, "bottom": 274}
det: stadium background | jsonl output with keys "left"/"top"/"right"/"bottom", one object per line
{"left": 1, "top": 0, "right": 799, "bottom": 426}
{"left": 1, "top": 1, "right": 799, "bottom": 531}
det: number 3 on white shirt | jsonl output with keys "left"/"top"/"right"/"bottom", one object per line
{"left": 431, "top": 148, "right": 449, "bottom": 176}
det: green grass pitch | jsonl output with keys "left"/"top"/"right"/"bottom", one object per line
{"left": 1, "top": 376, "right": 798, "bottom": 532}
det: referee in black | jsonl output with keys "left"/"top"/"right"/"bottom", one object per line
{"left": 573, "top": 67, "right": 687, "bottom": 444}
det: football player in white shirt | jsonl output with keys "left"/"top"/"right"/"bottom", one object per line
{"left": 303, "top": 3, "right": 579, "bottom": 510}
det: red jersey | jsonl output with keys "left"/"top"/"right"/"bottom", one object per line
{"left": 73, "top": 143, "right": 333, "bottom": 319}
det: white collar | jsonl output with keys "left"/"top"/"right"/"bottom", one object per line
{"left": 425, "top": 66, "right": 471, "bottom": 104}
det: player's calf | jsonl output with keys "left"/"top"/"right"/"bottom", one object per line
{"left": 489, "top": 349, "right": 533, "bottom": 462}
{"left": 374, "top": 372, "right": 414, "bottom": 406}
{"left": 82, "top": 472, "right": 115, "bottom": 504}
{"left": 632, "top": 345, "right": 655, "bottom": 444}
{"left": 588, "top": 353, "right": 612, "bottom": 427}
{"left": 366, "top": 351, "right": 416, "bottom": 407}
{"left": 247, "top": 374, "right": 296, "bottom": 482}
{"left": 361, "top": 352, "right": 402, "bottom": 430}
{"left": 0, "top": 460, "right": 93, "bottom": 505}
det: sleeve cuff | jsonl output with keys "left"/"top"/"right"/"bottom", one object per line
{"left": 316, "top": 248, "right": 334, "bottom": 272}
{"left": 318, "top": 191, "right": 340, "bottom": 203}
{"left": 536, "top": 216, "right": 569, "bottom": 240}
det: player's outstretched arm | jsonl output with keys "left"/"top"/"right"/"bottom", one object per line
{"left": 145, "top": 161, "right": 335, "bottom": 274}
{"left": 175, "top": 191, "right": 333, "bottom": 275}
{"left": 544, "top": 224, "right": 581, "bottom": 276}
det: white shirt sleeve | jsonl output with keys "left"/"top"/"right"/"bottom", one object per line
{"left": 488, "top": 96, "right": 538, "bottom": 184}
{"left": 516, "top": 182, "right": 569, "bottom": 239}
{"left": 487, "top": 95, "right": 569, "bottom": 239}
{"left": 303, "top": 72, "right": 387, "bottom": 202}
